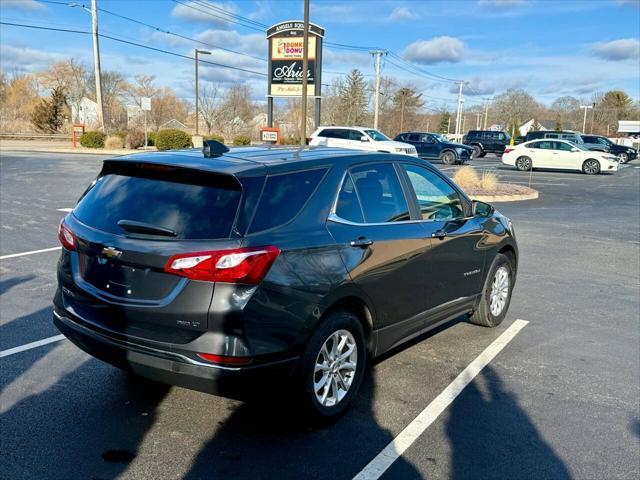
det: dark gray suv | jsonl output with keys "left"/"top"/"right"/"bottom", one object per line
{"left": 54, "top": 142, "right": 518, "bottom": 418}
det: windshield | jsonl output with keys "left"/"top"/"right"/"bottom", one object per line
{"left": 432, "top": 134, "right": 448, "bottom": 142}
{"left": 364, "top": 129, "right": 390, "bottom": 141}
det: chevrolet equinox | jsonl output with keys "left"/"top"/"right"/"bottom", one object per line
{"left": 54, "top": 141, "right": 518, "bottom": 418}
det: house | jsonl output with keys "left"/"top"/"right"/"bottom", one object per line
{"left": 159, "top": 119, "right": 188, "bottom": 130}
{"left": 618, "top": 120, "right": 640, "bottom": 135}
{"left": 518, "top": 119, "right": 556, "bottom": 136}
{"left": 71, "top": 97, "right": 98, "bottom": 126}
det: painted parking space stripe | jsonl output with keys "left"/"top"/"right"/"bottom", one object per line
{"left": 56, "top": 208, "right": 72, "bottom": 212}
{"left": 353, "top": 319, "right": 529, "bottom": 480}
{"left": 0, "top": 246, "right": 61, "bottom": 260}
{"left": 0, "top": 334, "right": 66, "bottom": 359}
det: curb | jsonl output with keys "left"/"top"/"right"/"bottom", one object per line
{"left": 469, "top": 190, "right": 539, "bottom": 203}
{"left": 0, "top": 147, "right": 147, "bottom": 155}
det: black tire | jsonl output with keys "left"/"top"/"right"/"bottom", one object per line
{"left": 582, "top": 159, "right": 600, "bottom": 175}
{"left": 515, "top": 156, "right": 532, "bottom": 171}
{"left": 469, "top": 253, "right": 514, "bottom": 328}
{"left": 471, "top": 145, "right": 483, "bottom": 158}
{"left": 298, "top": 310, "right": 366, "bottom": 419}
{"left": 441, "top": 150, "right": 456, "bottom": 165}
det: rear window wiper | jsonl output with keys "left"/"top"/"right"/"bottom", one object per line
{"left": 117, "top": 219, "right": 177, "bottom": 237}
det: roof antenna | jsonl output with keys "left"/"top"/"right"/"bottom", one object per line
{"left": 203, "top": 140, "right": 230, "bottom": 158}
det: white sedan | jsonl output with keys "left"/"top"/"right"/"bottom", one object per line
{"left": 502, "top": 139, "right": 619, "bottom": 175}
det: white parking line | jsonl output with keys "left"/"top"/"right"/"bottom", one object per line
{"left": 353, "top": 319, "right": 529, "bottom": 480}
{"left": 56, "top": 208, "right": 73, "bottom": 212}
{"left": 0, "top": 246, "right": 62, "bottom": 260}
{"left": 0, "top": 334, "right": 66, "bottom": 359}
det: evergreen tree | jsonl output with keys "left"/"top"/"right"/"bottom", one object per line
{"left": 555, "top": 118, "right": 563, "bottom": 131}
{"left": 31, "top": 86, "right": 67, "bottom": 133}
{"left": 339, "top": 69, "right": 369, "bottom": 125}
{"left": 438, "top": 112, "right": 451, "bottom": 133}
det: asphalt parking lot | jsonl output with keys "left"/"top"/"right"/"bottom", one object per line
{"left": 1, "top": 150, "right": 639, "bottom": 480}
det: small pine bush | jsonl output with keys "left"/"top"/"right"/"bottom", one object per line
{"left": 104, "top": 135, "right": 124, "bottom": 149}
{"left": 79, "top": 131, "right": 106, "bottom": 149}
{"left": 154, "top": 129, "right": 192, "bottom": 151}
{"left": 232, "top": 134, "right": 251, "bottom": 146}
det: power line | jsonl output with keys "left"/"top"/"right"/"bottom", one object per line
{"left": 0, "top": 21, "right": 267, "bottom": 77}
{"left": 171, "top": 0, "right": 264, "bottom": 32}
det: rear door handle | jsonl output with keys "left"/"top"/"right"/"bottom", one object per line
{"left": 431, "top": 229, "right": 447, "bottom": 239}
{"left": 350, "top": 237, "right": 373, "bottom": 248}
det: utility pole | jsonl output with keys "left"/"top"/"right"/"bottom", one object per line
{"left": 475, "top": 112, "right": 482, "bottom": 129}
{"left": 462, "top": 115, "right": 467, "bottom": 134}
{"left": 194, "top": 49, "right": 211, "bottom": 136}
{"left": 590, "top": 102, "right": 596, "bottom": 134}
{"left": 91, "top": 0, "right": 105, "bottom": 132}
{"left": 300, "top": 0, "right": 310, "bottom": 145}
{"left": 447, "top": 117, "right": 451, "bottom": 134}
{"left": 454, "top": 81, "right": 465, "bottom": 140}
{"left": 399, "top": 88, "right": 409, "bottom": 132}
{"left": 370, "top": 49, "right": 387, "bottom": 129}
{"left": 483, "top": 101, "right": 489, "bottom": 130}
{"left": 579, "top": 105, "right": 593, "bottom": 133}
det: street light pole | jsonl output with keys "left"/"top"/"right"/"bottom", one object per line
{"left": 579, "top": 105, "right": 593, "bottom": 133}
{"left": 300, "top": 0, "right": 310, "bottom": 145}
{"left": 370, "top": 49, "right": 387, "bottom": 130}
{"left": 90, "top": 0, "right": 105, "bottom": 132}
{"left": 195, "top": 49, "right": 211, "bottom": 136}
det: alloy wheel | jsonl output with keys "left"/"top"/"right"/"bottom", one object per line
{"left": 442, "top": 152, "right": 455, "bottom": 164}
{"left": 313, "top": 329, "right": 358, "bottom": 407}
{"left": 516, "top": 157, "right": 531, "bottom": 171}
{"left": 584, "top": 160, "right": 599, "bottom": 174}
{"left": 618, "top": 152, "right": 628, "bottom": 164}
{"left": 489, "top": 266, "right": 510, "bottom": 317}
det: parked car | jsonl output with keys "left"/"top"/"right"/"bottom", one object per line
{"left": 309, "top": 126, "right": 418, "bottom": 156}
{"left": 524, "top": 130, "right": 586, "bottom": 147}
{"left": 462, "top": 130, "right": 510, "bottom": 157}
{"left": 502, "top": 139, "right": 619, "bottom": 174}
{"left": 54, "top": 141, "right": 518, "bottom": 418}
{"left": 394, "top": 131, "right": 473, "bottom": 165}
{"left": 581, "top": 135, "right": 638, "bottom": 163}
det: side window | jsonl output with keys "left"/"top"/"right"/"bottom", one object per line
{"left": 318, "top": 129, "right": 333, "bottom": 138}
{"left": 596, "top": 137, "right": 609, "bottom": 145}
{"left": 335, "top": 174, "right": 364, "bottom": 223}
{"left": 249, "top": 169, "right": 327, "bottom": 233}
{"left": 555, "top": 141, "right": 573, "bottom": 151}
{"left": 403, "top": 164, "right": 464, "bottom": 221}
{"left": 497, "top": 133, "right": 506, "bottom": 141}
{"left": 408, "top": 133, "right": 421, "bottom": 142}
{"left": 334, "top": 129, "right": 350, "bottom": 140}
{"left": 546, "top": 133, "right": 559, "bottom": 139}
{"left": 349, "top": 163, "right": 410, "bottom": 223}
{"left": 349, "top": 130, "right": 364, "bottom": 141}
{"left": 538, "top": 141, "right": 554, "bottom": 150}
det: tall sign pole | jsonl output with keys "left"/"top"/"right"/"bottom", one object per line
{"left": 454, "top": 81, "right": 464, "bottom": 139}
{"left": 370, "top": 50, "right": 387, "bottom": 130}
{"left": 91, "top": 0, "right": 105, "bottom": 132}
{"left": 300, "top": 0, "right": 310, "bottom": 145}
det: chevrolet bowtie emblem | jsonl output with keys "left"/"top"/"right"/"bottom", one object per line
{"left": 101, "top": 246, "right": 122, "bottom": 258}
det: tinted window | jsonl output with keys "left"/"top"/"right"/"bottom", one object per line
{"left": 249, "top": 169, "right": 326, "bottom": 233}
{"left": 497, "top": 133, "right": 506, "bottom": 140}
{"left": 348, "top": 129, "right": 364, "bottom": 141}
{"left": 583, "top": 136, "right": 597, "bottom": 143}
{"left": 536, "top": 141, "right": 554, "bottom": 150}
{"left": 319, "top": 128, "right": 348, "bottom": 139}
{"left": 349, "top": 164, "right": 409, "bottom": 223}
{"left": 545, "top": 133, "right": 559, "bottom": 138}
{"left": 403, "top": 164, "right": 464, "bottom": 221}
{"left": 335, "top": 174, "right": 364, "bottom": 223}
{"left": 555, "top": 141, "right": 574, "bottom": 151}
{"left": 408, "top": 134, "right": 421, "bottom": 142}
{"left": 74, "top": 174, "right": 240, "bottom": 239}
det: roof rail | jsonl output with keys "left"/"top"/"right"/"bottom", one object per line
{"left": 203, "top": 140, "right": 230, "bottom": 158}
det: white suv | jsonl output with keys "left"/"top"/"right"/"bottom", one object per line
{"left": 309, "top": 126, "right": 418, "bottom": 156}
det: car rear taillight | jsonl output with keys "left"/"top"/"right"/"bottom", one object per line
{"left": 165, "top": 246, "right": 280, "bottom": 284}
{"left": 58, "top": 219, "right": 76, "bottom": 251}
{"left": 196, "top": 353, "right": 253, "bottom": 365}
{"left": 504, "top": 147, "right": 514, "bottom": 154}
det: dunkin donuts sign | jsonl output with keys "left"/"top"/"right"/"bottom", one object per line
{"left": 266, "top": 21, "right": 324, "bottom": 97}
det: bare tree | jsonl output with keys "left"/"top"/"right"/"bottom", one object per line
{"left": 149, "top": 87, "right": 189, "bottom": 131}
{"left": 38, "top": 59, "right": 88, "bottom": 123}
{"left": 198, "top": 83, "right": 221, "bottom": 135}
{"left": 492, "top": 89, "right": 543, "bottom": 133}
{"left": 125, "top": 74, "right": 159, "bottom": 108}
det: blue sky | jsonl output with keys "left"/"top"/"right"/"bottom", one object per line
{"left": 1, "top": 0, "right": 639, "bottom": 109}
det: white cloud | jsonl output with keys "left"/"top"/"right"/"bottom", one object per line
{"left": 591, "top": 38, "right": 640, "bottom": 61}
{"left": 195, "top": 29, "right": 264, "bottom": 56}
{"left": 171, "top": 1, "right": 238, "bottom": 28}
{"left": 403, "top": 36, "right": 465, "bottom": 64}
{"left": 0, "top": 44, "right": 65, "bottom": 73}
{"left": 388, "top": 7, "right": 418, "bottom": 21}
{"left": 0, "top": 0, "right": 46, "bottom": 11}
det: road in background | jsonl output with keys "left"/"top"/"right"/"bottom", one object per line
{"left": 1, "top": 151, "right": 638, "bottom": 479}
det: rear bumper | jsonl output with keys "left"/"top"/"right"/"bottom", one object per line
{"left": 53, "top": 309, "right": 298, "bottom": 400}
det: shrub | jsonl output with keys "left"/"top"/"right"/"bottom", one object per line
{"left": 204, "top": 133, "right": 225, "bottom": 144}
{"left": 104, "top": 135, "right": 124, "bottom": 150}
{"left": 279, "top": 136, "right": 301, "bottom": 145}
{"left": 232, "top": 134, "right": 251, "bottom": 146}
{"left": 452, "top": 166, "right": 480, "bottom": 190}
{"left": 147, "top": 131, "right": 156, "bottom": 146}
{"left": 154, "top": 129, "right": 192, "bottom": 151}
{"left": 79, "top": 131, "right": 106, "bottom": 149}
{"left": 125, "top": 130, "right": 146, "bottom": 149}
{"left": 112, "top": 130, "right": 128, "bottom": 140}
{"left": 480, "top": 170, "right": 499, "bottom": 192}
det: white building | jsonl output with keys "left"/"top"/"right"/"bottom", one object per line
{"left": 71, "top": 97, "right": 98, "bottom": 126}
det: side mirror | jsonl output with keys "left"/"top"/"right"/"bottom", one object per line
{"left": 360, "top": 135, "right": 369, "bottom": 142}
{"left": 472, "top": 200, "right": 494, "bottom": 217}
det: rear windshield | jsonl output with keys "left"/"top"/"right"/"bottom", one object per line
{"left": 73, "top": 173, "right": 241, "bottom": 239}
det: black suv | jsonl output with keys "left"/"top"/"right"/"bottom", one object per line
{"left": 525, "top": 130, "right": 586, "bottom": 147}
{"left": 463, "top": 130, "right": 510, "bottom": 157}
{"left": 581, "top": 135, "right": 637, "bottom": 163}
{"left": 54, "top": 142, "right": 518, "bottom": 418}
{"left": 394, "top": 132, "right": 474, "bottom": 164}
